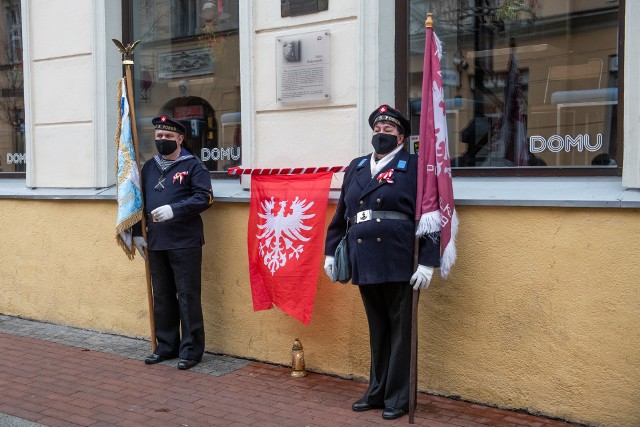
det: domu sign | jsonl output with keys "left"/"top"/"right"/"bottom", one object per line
{"left": 529, "top": 134, "right": 603, "bottom": 153}
{"left": 201, "top": 147, "right": 241, "bottom": 162}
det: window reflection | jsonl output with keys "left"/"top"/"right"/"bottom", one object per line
{"left": 408, "top": 0, "right": 620, "bottom": 169}
{"left": 0, "top": 0, "right": 24, "bottom": 174}
{"left": 131, "top": 0, "right": 241, "bottom": 173}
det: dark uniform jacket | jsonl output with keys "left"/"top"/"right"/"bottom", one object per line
{"left": 139, "top": 149, "right": 213, "bottom": 250}
{"left": 325, "top": 149, "right": 440, "bottom": 285}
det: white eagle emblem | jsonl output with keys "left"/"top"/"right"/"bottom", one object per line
{"left": 257, "top": 196, "right": 316, "bottom": 275}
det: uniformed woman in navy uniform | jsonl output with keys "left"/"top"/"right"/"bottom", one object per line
{"left": 133, "top": 116, "right": 213, "bottom": 371}
{"left": 324, "top": 105, "right": 440, "bottom": 420}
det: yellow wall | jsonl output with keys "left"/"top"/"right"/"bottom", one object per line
{"left": 0, "top": 199, "right": 638, "bottom": 426}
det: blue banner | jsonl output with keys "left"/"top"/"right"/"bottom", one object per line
{"left": 115, "top": 78, "right": 143, "bottom": 258}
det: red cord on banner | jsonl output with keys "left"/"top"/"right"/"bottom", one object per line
{"left": 227, "top": 166, "right": 348, "bottom": 176}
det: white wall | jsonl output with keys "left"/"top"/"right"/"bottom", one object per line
{"left": 23, "top": 0, "right": 121, "bottom": 188}
{"left": 240, "top": 0, "right": 396, "bottom": 187}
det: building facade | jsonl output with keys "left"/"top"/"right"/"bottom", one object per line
{"left": 1, "top": 1, "right": 639, "bottom": 426}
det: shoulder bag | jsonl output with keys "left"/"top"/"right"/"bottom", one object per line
{"left": 331, "top": 220, "right": 351, "bottom": 284}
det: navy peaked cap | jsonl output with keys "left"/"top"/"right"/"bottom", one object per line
{"left": 368, "top": 104, "right": 411, "bottom": 137}
{"left": 152, "top": 115, "right": 186, "bottom": 135}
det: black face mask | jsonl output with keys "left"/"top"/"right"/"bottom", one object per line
{"left": 371, "top": 133, "right": 398, "bottom": 155}
{"left": 155, "top": 139, "right": 179, "bottom": 156}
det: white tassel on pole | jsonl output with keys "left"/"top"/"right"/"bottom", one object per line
{"left": 415, "top": 210, "right": 441, "bottom": 237}
{"left": 439, "top": 210, "right": 458, "bottom": 278}
{"left": 416, "top": 209, "right": 458, "bottom": 278}
{"left": 434, "top": 33, "right": 443, "bottom": 61}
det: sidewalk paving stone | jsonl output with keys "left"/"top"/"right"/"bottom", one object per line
{"left": 0, "top": 315, "right": 583, "bottom": 426}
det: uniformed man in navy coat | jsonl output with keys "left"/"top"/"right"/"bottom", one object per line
{"left": 324, "top": 105, "right": 440, "bottom": 420}
{"left": 133, "top": 115, "right": 213, "bottom": 370}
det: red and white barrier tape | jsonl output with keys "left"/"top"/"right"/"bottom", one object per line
{"left": 227, "top": 166, "right": 348, "bottom": 176}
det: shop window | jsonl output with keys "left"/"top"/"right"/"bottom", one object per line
{"left": 0, "top": 0, "right": 24, "bottom": 177}
{"left": 405, "top": 0, "right": 621, "bottom": 175}
{"left": 125, "top": 0, "right": 240, "bottom": 175}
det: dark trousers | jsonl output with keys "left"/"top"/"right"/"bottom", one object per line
{"left": 359, "top": 282, "right": 413, "bottom": 411}
{"left": 148, "top": 247, "right": 204, "bottom": 361}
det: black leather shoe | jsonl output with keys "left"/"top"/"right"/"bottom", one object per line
{"left": 352, "top": 400, "right": 382, "bottom": 412}
{"left": 382, "top": 407, "right": 406, "bottom": 420}
{"left": 144, "top": 354, "right": 174, "bottom": 365}
{"left": 177, "top": 359, "right": 199, "bottom": 370}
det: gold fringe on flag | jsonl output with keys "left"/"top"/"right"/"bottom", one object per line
{"left": 114, "top": 77, "right": 143, "bottom": 260}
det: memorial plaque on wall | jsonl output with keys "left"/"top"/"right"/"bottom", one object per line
{"left": 276, "top": 30, "right": 331, "bottom": 103}
{"left": 281, "top": 0, "right": 328, "bottom": 17}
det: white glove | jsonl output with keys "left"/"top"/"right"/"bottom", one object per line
{"left": 324, "top": 256, "right": 335, "bottom": 280}
{"left": 133, "top": 236, "right": 147, "bottom": 260}
{"left": 151, "top": 205, "right": 174, "bottom": 222}
{"left": 410, "top": 265, "right": 434, "bottom": 291}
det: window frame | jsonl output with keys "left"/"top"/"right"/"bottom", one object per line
{"left": 395, "top": 0, "right": 625, "bottom": 178}
{"left": 121, "top": 0, "right": 241, "bottom": 179}
{"left": 0, "top": 0, "right": 25, "bottom": 179}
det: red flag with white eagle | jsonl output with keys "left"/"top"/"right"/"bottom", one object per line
{"left": 415, "top": 24, "right": 458, "bottom": 278}
{"left": 247, "top": 172, "right": 332, "bottom": 325}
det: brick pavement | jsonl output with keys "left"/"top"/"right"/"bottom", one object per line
{"left": 0, "top": 315, "right": 582, "bottom": 427}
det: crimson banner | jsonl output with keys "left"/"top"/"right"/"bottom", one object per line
{"left": 415, "top": 26, "right": 458, "bottom": 278}
{"left": 247, "top": 172, "right": 332, "bottom": 325}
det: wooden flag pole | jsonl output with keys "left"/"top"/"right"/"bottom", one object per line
{"left": 114, "top": 39, "right": 157, "bottom": 352}
{"left": 408, "top": 237, "right": 420, "bottom": 424}
{"left": 409, "top": 12, "right": 435, "bottom": 425}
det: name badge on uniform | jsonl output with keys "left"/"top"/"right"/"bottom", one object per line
{"left": 356, "top": 209, "right": 372, "bottom": 223}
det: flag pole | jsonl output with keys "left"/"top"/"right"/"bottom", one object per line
{"left": 409, "top": 238, "right": 420, "bottom": 424}
{"left": 113, "top": 39, "right": 157, "bottom": 353}
{"left": 408, "top": 13, "right": 434, "bottom": 424}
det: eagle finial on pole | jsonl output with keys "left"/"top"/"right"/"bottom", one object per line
{"left": 112, "top": 39, "right": 141, "bottom": 64}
